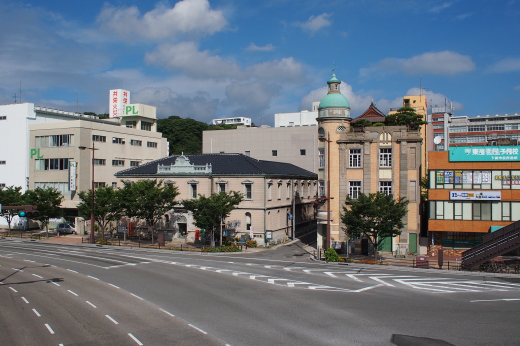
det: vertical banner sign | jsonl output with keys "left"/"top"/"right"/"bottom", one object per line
{"left": 69, "top": 161, "right": 77, "bottom": 192}
{"left": 109, "top": 89, "right": 130, "bottom": 118}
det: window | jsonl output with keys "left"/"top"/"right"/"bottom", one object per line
{"left": 126, "top": 121, "right": 137, "bottom": 129}
{"left": 318, "top": 180, "right": 325, "bottom": 197}
{"left": 218, "top": 182, "right": 226, "bottom": 193}
{"left": 272, "top": 150, "right": 278, "bottom": 156}
{"left": 147, "top": 141, "right": 157, "bottom": 148}
{"left": 300, "top": 149, "right": 306, "bottom": 156}
{"left": 449, "top": 126, "right": 467, "bottom": 133}
{"left": 318, "top": 148, "right": 325, "bottom": 168}
{"left": 487, "top": 124, "right": 504, "bottom": 131}
{"left": 243, "top": 182, "right": 253, "bottom": 199}
{"left": 277, "top": 181, "right": 282, "bottom": 200}
{"left": 94, "top": 182, "right": 106, "bottom": 189}
{"left": 0, "top": 161, "right": 5, "bottom": 165}
{"left": 379, "top": 181, "right": 392, "bottom": 195}
{"left": 349, "top": 148, "right": 362, "bottom": 168}
{"left": 0, "top": 183, "right": 5, "bottom": 188}
{"left": 0, "top": 116, "right": 6, "bottom": 120}
{"left": 268, "top": 182, "right": 272, "bottom": 200}
{"left": 112, "top": 160, "right": 125, "bottom": 167}
{"left": 35, "top": 134, "right": 74, "bottom": 148}
{"left": 112, "top": 182, "right": 117, "bottom": 188}
{"left": 190, "top": 183, "right": 198, "bottom": 198}
{"left": 130, "top": 140, "right": 142, "bottom": 146}
{"left": 433, "top": 124, "right": 444, "bottom": 129}
{"left": 92, "top": 135, "right": 106, "bottom": 142}
{"left": 34, "top": 182, "right": 68, "bottom": 194}
{"left": 130, "top": 161, "right": 140, "bottom": 167}
{"left": 141, "top": 121, "right": 152, "bottom": 131}
{"left": 35, "top": 158, "right": 69, "bottom": 171}
{"left": 245, "top": 213, "right": 252, "bottom": 231}
{"left": 93, "top": 159, "right": 106, "bottom": 166}
{"left": 245, "top": 151, "right": 250, "bottom": 157}
{"left": 379, "top": 148, "right": 392, "bottom": 167}
{"left": 468, "top": 125, "right": 485, "bottom": 132}
{"left": 286, "top": 182, "right": 291, "bottom": 199}
{"left": 349, "top": 181, "right": 362, "bottom": 199}
{"left": 113, "top": 137, "right": 125, "bottom": 144}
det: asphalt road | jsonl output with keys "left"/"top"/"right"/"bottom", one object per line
{"left": 1, "top": 238, "right": 520, "bottom": 346}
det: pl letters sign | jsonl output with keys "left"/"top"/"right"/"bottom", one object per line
{"left": 449, "top": 146, "right": 520, "bottom": 162}
{"left": 450, "top": 191, "right": 501, "bottom": 200}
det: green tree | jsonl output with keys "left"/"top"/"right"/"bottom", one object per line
{"left": 352, "top": 119, "right": 372, "bottom": 128}
{"left": 119, "top": 180, "right": 179, "bottom": 241}
{"left": 157, "top": 116, "right": 210, "bottom": 154}
{"left": 182, "top": 191, "right": 244, "bottom": 247}
{"left": 341, "top": 192, "right": 409, "bottom": 258}
{"left": 385, "top": 106, "right": 427, "bottom": 130}
{"left": 23, "top": 187, "right": 64, "bottom": 238}
{"left": 0, "top": 186, "right": 24, "bottom": 234}
{"left": 77, "top": 186, "right": 123, "bottom": 239}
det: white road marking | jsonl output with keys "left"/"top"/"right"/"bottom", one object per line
{"left": 32, "top": 308, "right": 41, "bottom": 317}
{"left": 32, "top": 273, "right": 43, "bottom": 278}
{"left": 105, "top": 315, "right": 119, "bottom": 324}
{"left": 12, "top": 268, "right": 23, "bottom": 272}
{"left": 86, "top": 301, "right": 97, "bottom": 308}
{"left": 352, "top": 284, "right": 384, "bottom": 292}
{"left": 9, "top": 287, "right": 17, "bottom": 293}
{"left": 88, "top": 275, "right": 100, "bottom": 280}
{"left": 108, "top": 283, "right": 120, "bottom": 289}
{"left": 67, "top": 269, "right": 78, "bottom": 273}
{"left": 67, "top": 290, "right": 78, "bottom": 296}
{"left": 52, "top": 282, "right": 61, "bottom": 287}
{"left": 21, "top": 297, "right": 29, "bottom": 304}
{"left": 160, "top": 308, "right": 175, "bottom": 317}
{"left": 128, "top": 333, "right": 144, "bottom": 345}
{"left": 471, "top": 298, "right": 520, "bottom": 302}
{"left": 130, "top": 293, "right": 144, "bottom": 300}
{"left": 45, "top": 324, "right": 55, "bottom": 334}
{"left": 189, "top": 324, "right": 207, "bottom": 334}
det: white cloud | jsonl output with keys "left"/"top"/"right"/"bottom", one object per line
{"left": 360, "top": 51, "right": 475, "bottom": 77}
{"left": 487, "top": 57, "right": 520, "bottom": 73}
{"left": 245, "top": 57, "right": 307, "bottom": 83}
{"left": 430, "top": 2, "right": 453, "bottom": 13}
{"left": 246, "top": 43, "right": 275, "bottom": 52}
{"left": 294, "top": 13, "right": 332, "bottom": 34}
{"left": 133, "top": 86, "right": 219, "bottom": 121}
{"left": 97, "top": 0, "right": 227, "bottom": 41}
{"left": 145, "top": 41, "right": 241, "bottom": 80}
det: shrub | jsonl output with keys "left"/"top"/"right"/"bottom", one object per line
{"left": 324, "top": 248, "right": 339, "bottom": 262}
{"left": 201, "top": 245, "right": 242, "bottom": 252}
{"left": 245, "top": 240, "right": 257, "bottom": 248}
{"left": 96, "top": 238, "right": 112, "bottom": 245}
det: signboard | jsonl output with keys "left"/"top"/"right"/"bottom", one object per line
{"left": 109, "top": 89, "right": 130, "bottom": 118}
{"left": 450, "top": 191, "right": 501, "bottom": 200}
{"left": 449, "top": 146, "right": 520, "bottom": 162}
{"left": 69, "top": 161, "right": 77, "bottom": 192}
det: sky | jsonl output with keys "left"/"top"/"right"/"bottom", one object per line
{"left": 1, "top": 0, "right": 519, "bottom": 126}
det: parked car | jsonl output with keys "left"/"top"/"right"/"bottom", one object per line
{"left": 56, "top": 223, "right": 76, "bottom": 235}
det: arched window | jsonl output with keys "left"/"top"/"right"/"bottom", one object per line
{"left": 246, "top": 212, "right": 252, "bottom": 231}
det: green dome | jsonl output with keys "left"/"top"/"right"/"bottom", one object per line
{"left": 319, "top": 93, "right": 350, "bottom": 109}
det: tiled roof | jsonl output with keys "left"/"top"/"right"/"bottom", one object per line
{"left": 352, "top": 102, "right": 386, "bottom": 123}
{"left": 115, "top": 153, "right": 317, "bottom": 178}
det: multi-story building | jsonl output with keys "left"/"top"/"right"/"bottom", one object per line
{"left": 202, "top": 126, "right": 319, "bottom": 173}
{"left": 274, "top": 102, "right": 320, "bottom": 127}
{"left": 427, "top": 144, "right": 520, "bottom": 255}
{"left": 0, "top": 98, "right": 168, "bottom": 227}
{"left": 211, "top": 117, "right": 252, "bottom": 127}
{"left": 115, "top": 153, "right": 318, "bottom": 245}
{"left": 316, "top": 72, "right": 424, "bottom": 254}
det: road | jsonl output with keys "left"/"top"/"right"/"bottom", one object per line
{"left": 1, "top": 238, "right": 520, "bottom": 345}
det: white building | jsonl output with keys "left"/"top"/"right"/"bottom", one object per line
{"left": 0, "top": 99, "right": 168, "bottom": 227}
{"left": 274, "top": 102, "right": 319, "bottom": 127}
{"left": 211, "top": 117, "right": 252, "bottom": 127}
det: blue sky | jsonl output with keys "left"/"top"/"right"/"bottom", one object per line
{"left": 1, "top": 0, "right": 519, "bottom": 126}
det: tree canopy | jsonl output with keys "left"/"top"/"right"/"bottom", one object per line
{"left": 77, "top": 186, "right": 123, "bottom": 238}
{"left": 182, "top": 191, "right": 243, "bottom": 247}
{"left": 0, "top": 186, "right": 24, "bottom": 232}
{"left": 385, "top": 106, "right": 427, "bottom": 130}
{"left": 23, "top": 187, "right": 64, "bottom": 235}
{"left": 340, "top": 192, "right": 409, "bottom": 256}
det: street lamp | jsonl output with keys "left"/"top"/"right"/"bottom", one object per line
{"left": 79, "top": 141, "right": 98, "bottom": 244}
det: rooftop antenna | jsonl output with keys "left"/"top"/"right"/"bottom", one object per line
{"left": 76, "top": 92, "right": 79, "bottom": 113}
{"left": 13, "top": 93, "right": 17, "bottom": 104}
{"left": 19, "top": 80, "right": 22, "bottom": 103}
